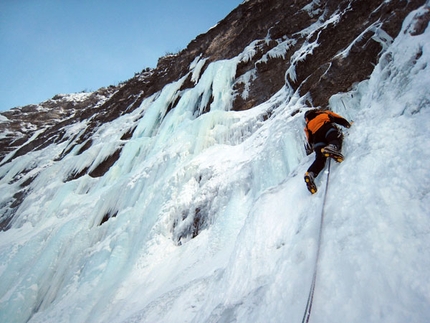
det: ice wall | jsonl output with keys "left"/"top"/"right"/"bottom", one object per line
{"left": 0, "top": 4, "right": 429, "bottom": 323}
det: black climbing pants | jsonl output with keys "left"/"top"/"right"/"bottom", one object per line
{"left": 307, "top": 124, "right": 343, "bottom": 177}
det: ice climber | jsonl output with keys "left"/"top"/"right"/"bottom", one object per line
{"left": 303, "top": 108, "right": 352, "bottom": 194}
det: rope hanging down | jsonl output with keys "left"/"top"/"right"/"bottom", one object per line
{"left": 301, "top": 158, "right": 331, "bottom": 323}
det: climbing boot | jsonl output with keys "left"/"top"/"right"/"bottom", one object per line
{"left": 321, "top": 144, "right": 344, "bottom": 163}
{"left": 304, "top": 171, "right": 317, "bottom": 194}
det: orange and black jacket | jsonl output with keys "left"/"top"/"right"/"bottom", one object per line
{"left": 304, "top": 111, "right": 351, "bottom": 144}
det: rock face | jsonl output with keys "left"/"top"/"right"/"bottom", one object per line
{"left": 0, "top": 0, "right": 428, "bottom": 227}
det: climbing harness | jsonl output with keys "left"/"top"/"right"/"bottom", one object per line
{"left": 301, "top": 158, "right": 331, "bottom": 323}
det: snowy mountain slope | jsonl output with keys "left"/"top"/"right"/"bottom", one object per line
{"left": 1, "top": 0, "right": 423, "bottom": 169}
{"left": 0, "top": 86, "right": 120, "bottom": 164}
{"left": 0, "top": 1, "right": 430, "bottom": 323}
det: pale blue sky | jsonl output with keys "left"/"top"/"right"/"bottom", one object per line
{"left": 0, "top": 0, "right": 243, "bottom": 111}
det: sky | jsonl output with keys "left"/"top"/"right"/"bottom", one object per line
{"left": 0, "top": 0, "right": 243, "bottom": 112}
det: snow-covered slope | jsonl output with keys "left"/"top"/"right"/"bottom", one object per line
{"left": 0, "top": 4, "right": 429, "bottom": 323}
